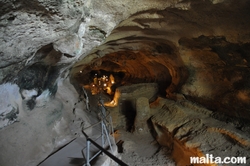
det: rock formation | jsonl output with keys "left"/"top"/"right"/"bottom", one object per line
{"left": 0, "top": 0, "right": 250, "bottom": 165}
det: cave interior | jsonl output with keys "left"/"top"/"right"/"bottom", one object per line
{"left": 0, "top": 0, "right": 250, "bottom": 166}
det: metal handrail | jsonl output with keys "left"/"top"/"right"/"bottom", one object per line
{"left": 86, "top": 136, "right": 128, "bottom": 166}
{"left": 81, "top": 118, "right": 113, "bottom": 165}
{"left": 81, "top": 101, "right": 127, "bottom": 165}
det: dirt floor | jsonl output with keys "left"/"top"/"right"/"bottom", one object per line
{"left": 113, "top": 128, "right": 176, "bottom": 166}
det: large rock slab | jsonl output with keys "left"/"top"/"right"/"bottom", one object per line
{"left": 149, "top": 98, "right": 250, "bottom": 166}
{"left": 106, "top": 83, "right": 158, "bottom": 131}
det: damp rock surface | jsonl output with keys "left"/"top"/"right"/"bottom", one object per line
{"left": 0, "top": 0, "right": 250, "bottom": 165}
{"left": 0, "top": 78, "right": 92, "bottom": 166}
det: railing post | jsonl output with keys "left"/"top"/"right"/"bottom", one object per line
{"left": 109, "top": 115, "right": 114, "bottom": 134}
{"left": 103, "top": 121, "right": 113, "bottom": 153}
{"left": 86, "top": 139, "right": 90, "bottom": 166}
{"left": 81, "top": 95, "right": 125, "bottom": 166}
{"left": 102, "top": 121, "right": 105, "bottom": 145}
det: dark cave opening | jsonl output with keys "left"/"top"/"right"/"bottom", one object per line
{"left": 119, "top": 100, "right": 136, "bottom": 132}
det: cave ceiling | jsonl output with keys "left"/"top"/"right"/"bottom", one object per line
{"left": 0, "top": 0, "right": 250, "bottom": 120}
{"left": 70, "top": 0, "right": 250, "bottom": 120}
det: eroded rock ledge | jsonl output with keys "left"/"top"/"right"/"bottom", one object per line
{"left": 149, "top": 97, "right": 250, "bottom": 166}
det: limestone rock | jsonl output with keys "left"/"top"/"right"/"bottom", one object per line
{"left": 0, "top": 78, "right": 92, "bottom": 166}
{"left": 134, "top": 97, "right": 150, "bottom": 133}
{"left": 106, "top": 83, "right": 158, "bottom": 131}
{"left": 150, "top": 98, "right": 250, "bottom": 166}
{"left": 0, "top": 84, "right": 21, "bottom": 128}
{"left": 53, "top": 34, "right": 83, "bottom": 57}
{"left": 0, "top": 0, "right": 250, "bottom": 165}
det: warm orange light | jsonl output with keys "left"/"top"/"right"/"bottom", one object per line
{"left": 110, "top": 74, "right": 115, "bottom": 84}
{"left": 90, "top": 73, "right": 117, "bottom": 95}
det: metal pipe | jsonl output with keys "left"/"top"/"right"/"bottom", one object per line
{"left": 101, "top": 120, "right": 105, "bottom": 155}
{"left": 86, "top": 140, "right": 90, "bottom": 166}
{"left": 87, "top": 138, "right": 128, "bottom": 166}
{"left": 103, "top": 122, "right": 113, "bottom": 153}
{"left": 89, "top": 150, "right": 102, "bottom": 162}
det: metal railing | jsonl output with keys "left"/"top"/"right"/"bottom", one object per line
{"left": 81, "top": 96, "right": 128, "bottom": 166}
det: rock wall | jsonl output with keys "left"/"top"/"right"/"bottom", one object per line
{"left": 0, "top": 0, "right": 182, "bottom": 165}
{"left": 0, "top": 78, "right": 92, "bottom": 166}
{"left": 1, "top": 0, "right": 250, "bottom": 165}
{"left": 72, "top": 0, "right": 250, "bottom": 121}
{"left": 180, "top": 36, "right": 250, "bottom": 120}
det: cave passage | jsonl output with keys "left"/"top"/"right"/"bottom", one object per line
{"left": 72, "top": 48, "right": 183, "bottom": 98}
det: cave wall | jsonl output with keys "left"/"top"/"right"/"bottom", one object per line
{"left": 0, "top": 1, "right": 196, "bottom": 165}
{"left": 0, "top": 0, "right": 179, "bottom": 82}
{"left": 72, "top": 0, "right": 250, "bottom": 120}
{"left": 0, "top": 0, "right": 186, "bottom": 128}
{"left": 0, "top": 0, "right": 250, "bottom": 165}
{"left": 180, "top": 36, "right": 250, "bottom": 120}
